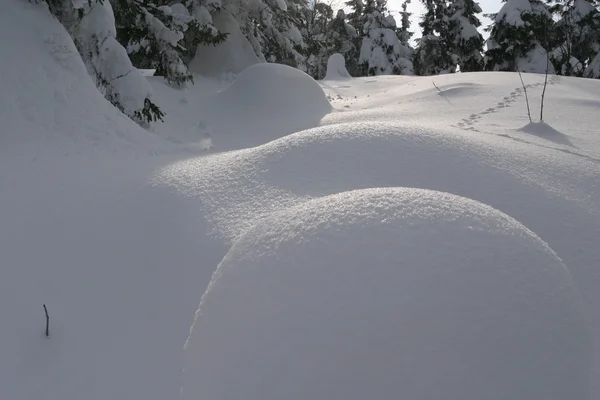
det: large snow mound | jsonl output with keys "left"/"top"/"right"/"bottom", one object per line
{"left": 204, "top": 63, "right": 332, "bottom": 150}
{"left": 0, "top": 0, "right": 157, "bottom": 154}
{"left": 324, "top": 53, "right": 351, "bottom": 80}
{"left": 182, "top": 187, "right": 589, "bottom": 400}
{"left": 158, "top": 120, "right": 596, "bottom": 241}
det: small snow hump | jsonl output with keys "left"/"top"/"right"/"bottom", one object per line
{"left": 205, "top": 63, "right": 332, "bottom": 150}
{"left": 325, "top": 53, "right": 351, "bottom": 80}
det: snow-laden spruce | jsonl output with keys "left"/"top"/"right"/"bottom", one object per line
{"left": 46, "top": 0, "right": 163, "bottom": 123}
{"left": 109, "top": 0, "right": 226, "bottom": 86}
{"left": 359, "top": 0, "right": 413, "bottom": 75}
{"left": 485, "top": 0, "right": 555, "bottom": 73}
{"left": 188, "top": 0, "right": 306, "bottom": 71}
{"left": 550, "top": 0, "right": 600, "bottom": 76}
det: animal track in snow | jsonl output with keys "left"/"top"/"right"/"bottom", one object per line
{"left": 456, "top": 77, "right": 559, "bottom": 129}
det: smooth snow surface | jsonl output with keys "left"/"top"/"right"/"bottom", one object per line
{"left": 181, "top": 188, "right": 589, "bottom": 400}
{"left": 3, "top": 4, "right": 600, "bottom": 399}
{"left": 158, "top": 71, "right": 600, "bottom": 399}
{"left": 324, "top": 53, "right": 351, "bottom": 80}
{"left": 203, "top": 63, "right": 332, "bottom": 150}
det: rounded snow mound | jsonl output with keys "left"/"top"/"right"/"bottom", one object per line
{"left": 182, "top": 188, "right": 589, "bottom": 400}
{"left": 206, "top": 63, "right": 332, "bottom": 150}
{"left": 324, "top": 53, "right": 351, "bottom": 80}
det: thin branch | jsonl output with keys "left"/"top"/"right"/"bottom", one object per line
{"left": 516, "top": 64, "right": 532, "bottom": 123}
{"left": 43, "top": 304, "right": 50, "bottom": 337}
{"left": 540, "top": 28, "right": 550, "bottom": 122}
{"left": 540, "top": 54, "right": 549, "bottom": 122}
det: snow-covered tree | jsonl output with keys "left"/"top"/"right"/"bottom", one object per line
{"left": 47, "top": 0, "right": 164, "bottom": 124}
{"left": 550, "top": 0, "right": 600, "bottom": 76}
{"left": 256, "top": 0, "right": 307, "bottom": 67}
{"left": 584, "top": 51, "right": 600, "bottom": 77}
{"left": 187, "top": 0, "right": 305, "bottom": 69}
{"left": 484, "top": 0, "right": 555, "bottom": 73}
{"left": 398, "top": 0, "right": 413, "bottom": 46}
{"left": 328, "top": 9, "right": 359, "bottom": 73}
{"left": 298, "top": 0, "right": 334, "bottom": 78}
{"left": 447, "top": 0, "right": 484, "bottom": 71}
{"left": 413, "top": 0, "right": 457, "bottom": 75}
{"left": 110, "top": 0, "right": 226, "bottom": 86}
{"left": 359, "top": 0, "right": 414, "bottom": 75}
{"left": 344, "top": 0, "right": 367, "bottom": 75}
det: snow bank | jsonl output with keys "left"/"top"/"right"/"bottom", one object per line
{"left": 324, "top": 53, "right": 351, "bottom": 80}
{"left": 205, "top": 63, "right": 332, "bottom": 150}
{"left": 182, "top": 187, "right": 589, "bottom": 400}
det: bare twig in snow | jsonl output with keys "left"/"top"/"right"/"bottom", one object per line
{"left": 540, "top": 51, "right": 550, "bottom": 122}
{"left": 43, "top": 304, "right": 50, "bottom": 337}
{"left": 516, "top": 64, "right": 532, "bottom": 123}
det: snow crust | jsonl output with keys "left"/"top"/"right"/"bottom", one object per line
{"left": 181, "top": 187, "right": 589, "bottom": 400}
{"left": 203, "top": 63, "right": 332, "bottom": 149}
{"left": 324, "top": 53, "right": 351, "bottom": 80}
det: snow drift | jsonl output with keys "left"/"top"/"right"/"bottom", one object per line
{"left": 204, "top": 63, "right": 332, "bottom": 150}
{"left": 182, "top": 187, "right": 590, "bottom": 400}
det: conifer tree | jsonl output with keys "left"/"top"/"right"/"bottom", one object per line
{"left": 549, "top": 0, "right": 600, "bottom": 76}
{"left": 359, "top": 0, "right": 414, "bottom": 75}
{"left": 110, "top": 0, "right": 226, "bottom": 86}
{"left": 398, "top": 0, "right": 413, "bottom": 46}
{"left": 447, "top": 0, "right": 484, "bottom": 71}
{"left": 485, "top": 0, "right": 555, "bottom": 73}
{"left": 46, "top": 0, "right": 164, "bottom": 124}
{"left": 345, "top": 0, "right": 368, "bottom": 75}
{"left": 413, "top": 0, "right": 457, "bottom": 75}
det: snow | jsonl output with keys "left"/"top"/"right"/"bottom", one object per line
{"left": 200, "top": 63, "right": 332, "bottom": 150}
{"left": 181, "top": 187, "right": 589, "bottom": 400}
{"left": 324, "top": 53, "right": 351, "bottom": 80}
{"left": 3, "top": 2, "right": 600, "bottom": 400}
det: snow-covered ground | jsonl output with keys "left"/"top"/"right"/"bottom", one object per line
{"left": 2, "top": 3, "right": 600, "bottom": 400}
